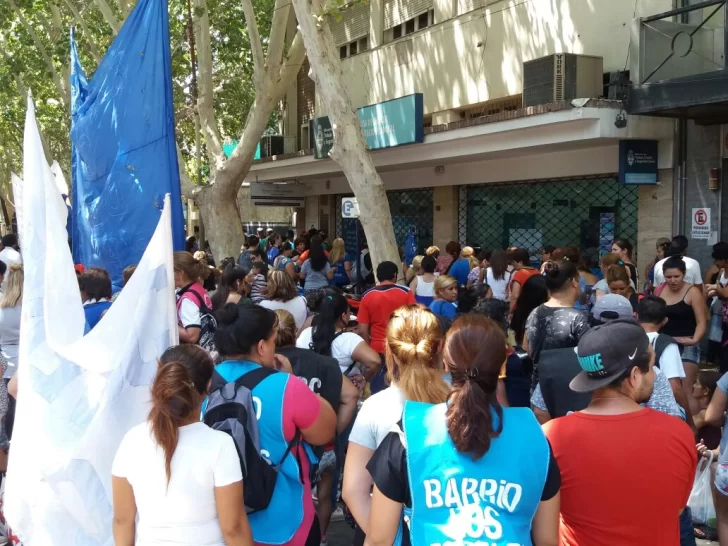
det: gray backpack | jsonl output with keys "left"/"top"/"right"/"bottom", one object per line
{"left": 204, "top": 367, "right": 301, "bottom": 513}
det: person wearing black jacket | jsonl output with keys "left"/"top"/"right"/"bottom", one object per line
{"left": 273, "top": 308, "right": 359, "bottom": 544}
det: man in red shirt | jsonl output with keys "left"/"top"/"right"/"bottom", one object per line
{"left": 356, "top": 261, "right": 415, "bottom": 393}
{"left": 543, "top": 319, "right": 696, "bottom": 546}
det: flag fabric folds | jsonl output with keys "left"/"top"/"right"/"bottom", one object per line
{"left": 70, "top": 0, "right": 184, "bottom": 287}
{"left": 4, "top": 95, "right": 178, "bottom": 546}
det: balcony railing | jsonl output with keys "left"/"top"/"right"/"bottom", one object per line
{"left": 638, "top": 0, "right": 727, "bottom": 85}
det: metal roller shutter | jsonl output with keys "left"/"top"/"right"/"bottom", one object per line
{"left": 330, "top": 2, "right": 371, "bottom": 46}
{"left": 383, "top": 0, "right": 434, "bottom": 30}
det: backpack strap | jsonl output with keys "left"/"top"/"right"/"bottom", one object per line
{"left": 178, "top": 284, "right": 212, "bottom": 314}
{"left": 653, "top": 333, "right": 675, "bottom": 368}
{"left": 237, "top": 366, "right": 278, "bottom": 392}
{"left": 210, "top": 368, "right": 228, "bottom": 393}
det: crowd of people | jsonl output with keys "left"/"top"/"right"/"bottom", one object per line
{"left": 8, "top": 220, "right": 728, "bottom": 545}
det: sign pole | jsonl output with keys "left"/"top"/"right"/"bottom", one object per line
{"left": 356, "top": 220, "right": 361, "bottom": 292}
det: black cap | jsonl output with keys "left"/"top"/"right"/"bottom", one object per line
{"left": 570, "top": 319, "right": 650, "bottom": 393}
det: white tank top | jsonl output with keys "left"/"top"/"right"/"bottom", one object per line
{"left": 486, "top": 267, "right": 512, "bottom": 301}
{"left": 416, "top": 278, "right": 435, "bottom": 298}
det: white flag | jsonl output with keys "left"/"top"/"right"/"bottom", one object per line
{"left": 5, "top": 95, "right": 179, "bottom": 545}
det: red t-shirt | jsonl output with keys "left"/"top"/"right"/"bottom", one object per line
{"left": 357, "top": 283, "right": 416, "bottom": 354}
{"left": 543, "top": 409, "right": 696, "bottom": 546}
{"left": 510, "top": 267, "right": 539, "bottom": 289}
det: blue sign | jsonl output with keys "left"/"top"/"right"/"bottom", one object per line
{"left": 224, "top": 141, "right": 261, "bottom": 160}
{"left": 358, "top": 93, "right": 424, "bottom": 150}
{"left": 309, "top": 94, "right": 424, "bottom": 159}
{"left": 619, "top": 140, "right": 658, "bottom": 185}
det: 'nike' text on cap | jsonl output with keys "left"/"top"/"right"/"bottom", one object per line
{"left": 570, "top": 319, "right": 650, "bottom": 393}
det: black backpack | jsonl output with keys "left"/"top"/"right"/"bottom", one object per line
{"left": 177, "top": 285, "right": 218, "bottom": 356}
{"left": 203, "top": 367, "right": 302, "bottom": 513}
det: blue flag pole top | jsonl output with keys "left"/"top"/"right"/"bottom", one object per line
{"left": 70, "top": 0, "right": 185, "bottom": 288}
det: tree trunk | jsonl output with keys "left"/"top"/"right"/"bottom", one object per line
{"left": 290, "top": 0, "right": 401, "bottom": 279}
{"left": 196, "top": 181, "right": 243, "bottom": 263}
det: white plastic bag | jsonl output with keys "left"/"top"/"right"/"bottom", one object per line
{"left": 689, "top": 451, "right": 717, "bottom": 528}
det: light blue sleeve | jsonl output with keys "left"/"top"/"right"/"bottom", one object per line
{"left": 718, "top": 372, "right": 728, "bottom": 395}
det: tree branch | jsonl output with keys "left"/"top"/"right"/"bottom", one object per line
{"left": 275, "top": 31, "right": 305, "bottom": 88}
{"left": 176, "top": 143, "right": 197, "bottom": 198}
{"left": 193, "top": 0, "right": 225, "bottom": 172}
{"left": 265, "top": 0, "right": 290, "bottom": 74}
{"left": 94, "top": 0, "right": 121, "bottom": 35}
{"left": 240, "top": 0, "right": 265, "bottom": 87}
{"left": 9, "top": 0, "right": 69, "bottom": 107}
{"left": 62, "top": 0, "right": 102, "bottom": 63}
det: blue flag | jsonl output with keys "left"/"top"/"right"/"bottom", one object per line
{"left": 70, "top": 0, "right": 185, "bottom": 288}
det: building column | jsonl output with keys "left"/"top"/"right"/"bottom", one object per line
{"left": 637, "top": 168, "right": 673, "bottom": 280}
{"left": 369, "top": 0, "right": 383, "bottom": 48}
{"left": 304, "top": 196, "right": 320, "bottom": 231}
{"left": 433, "top": 186, "right": 459, "bottom": 250}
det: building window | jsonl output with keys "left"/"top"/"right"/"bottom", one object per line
{"left": 339, "top": 35, "right": 370, "bottom": 59}
{"left": 386, "top": 9, "right": 434, "bottom": 43}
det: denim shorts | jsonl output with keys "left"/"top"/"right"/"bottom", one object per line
{"left": 680, "top": 344, "right": 701, "bottom": 365}
{"left": 716, "top": 463, "right": 728, "bottom": 496}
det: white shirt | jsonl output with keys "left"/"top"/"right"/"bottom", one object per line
{"left": 486, "top": 267, "right": 513, "bottom": 301}
{"left": 653, "top": 256, "right": 702, "bottom": 286}
{"left": 646, "top": 331, "right": 686, "bottom": 381}
{"left": 296, "top": 327, "right": 365, "bottom": 373}
{"left": 112, "top": 421, "right": 242, "bottom": 546}
{"left": 414, "top": 278, "right": 435, "bottom": 298}
{"left": 349, "top": 385, "right": 406, "bottom": 449}
{"left": 260, "top": 297, "right": 308, "bottom": 330}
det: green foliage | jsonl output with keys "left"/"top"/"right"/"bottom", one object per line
{"left": 0, "top": 0, "right": 269, "bottom": 187}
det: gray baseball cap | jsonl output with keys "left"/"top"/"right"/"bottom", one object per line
{"left": 592, "top": 293, "right": 634, "bottom": 323}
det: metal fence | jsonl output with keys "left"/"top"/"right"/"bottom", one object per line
{"left": 458, "top": 175, "right": 639, "bottom": 267}
{"left": 335, "top": 188, "right": 434, "bottom": 258}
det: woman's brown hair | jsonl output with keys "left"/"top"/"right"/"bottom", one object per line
{"left": 606, "top": 264, "right": 630, "bottom": 285}
{"left": 149, "top": 344, "right": 214, "bottom": 483}
{"left": 385, "top": 305, "right": 449, "bottom": 404}
{"left": 444, "top": 314, "right": 507, "bottom": 460}
{"left": 267, "top": 270, "right": 298, "bottom": 301}
{"left": 274, "top": 309, "right": 298, "bottom": 347}
{"left": 174, "top": 251, "right": 210, "bottom": 282}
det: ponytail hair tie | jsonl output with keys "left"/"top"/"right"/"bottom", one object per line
{"left": 467, "top": 367, "right": 479, "bottom": 379}
{"left": 618, "top": 259, "right": 625, "bottom": 266}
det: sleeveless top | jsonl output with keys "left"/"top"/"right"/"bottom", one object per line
{"left": 661, "top": 287, "right": 697, "bottom": 338}
{"left": 414, "top": 278, "right": 435, "bottom": 306}
{"left": 402, "top": 402, "right": 549, "bottom": 546}
{"left": 487, "top": 268, "right": 512, "bottom": 301}
{"left": 332, "top": 260, "right": 350, "bottom": 286}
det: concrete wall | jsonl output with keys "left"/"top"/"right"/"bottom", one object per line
{"left": 327, "top": 0, "right": 672, "bottom": 114}
{"left": 682, "top": 122, "right": 721, "bottom": 272}
{"left": 433, "top": 185, "right": 459, "bottom": 248}
{"left": 637, "top": 168, "right": 673, "bottom": 280}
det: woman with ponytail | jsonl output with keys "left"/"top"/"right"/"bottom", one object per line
{"left": 366, "top": 314, "right": 560, "bottom": 546}
{"left": 174, "top": 251, "right": 214, "bottom": 345}
{"left": 112, "top": 345, "right": 252, "bottom": 546}
{"left": 211, "top": 303, "right": 336, "bottom": 545}
{"left": 296, "top": 291, "right": 381, "bottom": 379}
{"left": 343, "top": 305, "right": 450, "bottom": 545}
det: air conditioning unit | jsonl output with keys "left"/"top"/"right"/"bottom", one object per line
{"left": 259, "top": 135, "right": 296, "bottom": 158}
{"left": 522, "top": 54, "right": 604, "bottom": 108}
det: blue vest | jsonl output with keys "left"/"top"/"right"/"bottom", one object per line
{"left": 403, "top": 401, "right": 549, "bottom": 546}
{"left": 277, "top": 256, "right": 292, "bottom": 271}
{"left": 213, "top": 360, "right": 305, "bottom": 544}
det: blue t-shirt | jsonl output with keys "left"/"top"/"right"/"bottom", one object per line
{"left": 429, "top": 300, "right": 457, "bottom": 319}
{"left": 267, "top": 246, "right": 280, "bottom": 265}
{"left": 448, "top": 259, "right": 471, "bottom": 287}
